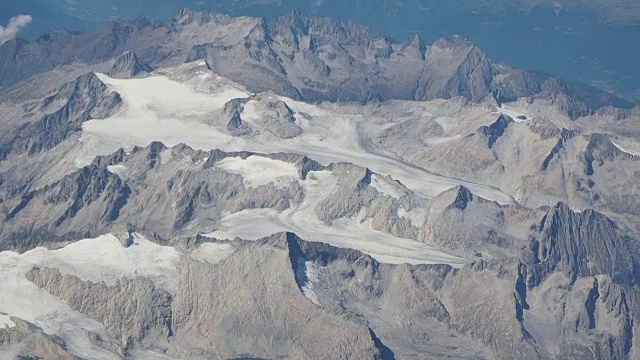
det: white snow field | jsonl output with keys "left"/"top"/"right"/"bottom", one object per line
{"left": 189, "top": 242, "right": 237, "bottom": 265}
{"left": 612, "top": 141, "right": 640, "bottom": 157}
{"left": 301, "top": 261, "right": 322, "bottom": 306}
{"left": 0, "top": 233, "right": 222, "bottom": 359}
{"left": 0, "top": 234, "right": 179, "bottom": 360}
{"left": 207, "top": 169, "right": 469, "bottom": 267}
{"left": 215, "top": 156, "right": 300, "bottom": 189}
{"left": 82, "top": 63, "right": 515, "bottom": 205}
{"left": 72, "top": 62, "right": 526, "bottom": 267}
{"left": 0, "top": 313, "right": 15, "bottom": 329}
{"left": 106, "top": 164, "right": 128, "bottom": 179}
{"left": 495, "top": 103, "right": 532, "bottom": 123}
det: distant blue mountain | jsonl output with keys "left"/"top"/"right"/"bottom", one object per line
{"left": 1, "top": 0, "right": 638, "bottom": 101}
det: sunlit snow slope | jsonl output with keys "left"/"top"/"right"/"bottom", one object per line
{"left": 74, "top": 61, "right": 521, "bottom": 266}
{"left": 84, "top": 63, "right": 515, "bottom": 204}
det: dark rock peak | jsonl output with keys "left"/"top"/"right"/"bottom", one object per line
{"left": 492, "top": 68, "right": 546, "bottom": 103}
{"left": 450, "top": 185, "right": 474, "bottom": 211}
{"left": 106, "top": 18, "right": 145, "bottom": 35}
{"left": 479, "top": 114, "right": 513, "bottom": 148}
{"left": 534, "top": 202, "right": 639, "bottom": 285}
{"left": 0, "top": 71, "right": 120, "bottom": 161}
{"left": 147, "top": 140, "right": 168, "bottom": 155}
{"left": 222, "top": 98, "right": 251, "bottom": 131}
{"left": 223, "top": 98, "right": 249, "bottom": 113}
{"left": 35, "top": 31, "right": 80, "bottom": 44}
{"left": 128, "top": 141, "right": 168, "bottom": 168}
{"left": 586, "top": 133, "right": 617, "bottom": 152}
{"left": 38, "top": 72, "right": 111, "bottom": 109}
{"left": 594, "top": 104, "right": 640, "bottom": 120}
{"left": 586, "top": 133, "right": 637, "bottom": 159}
{"left": 271, "top": 9, "right": 310, "bottom": 34}
{"left": 405, "top": 33, "right": 427, "bottom": 59}
{"left": 326, "top": 162, "right": 372, "bottom": 188}
{"left": 3, "top": 37, "right": 28, "bottom": 49}
{"left": 267, "top": 99, "right": 296, "bottom": 122}
{"left": 539, "top": 76, "right": 636, "bottom": 119}
{"left": 540, "top": 77, "right": 568, "bottom": 94}
{"left": 267, "top": 10, "right": 376, "bottom": 46}
{"left": 64, "top": 72, "right": 108, "bottom": 97}
{"left": 407, "top": 33, "right": 425, "bottom": 49}
{"left": 108, "top": 51, "right": 152, "bottom": 78}
{"left": 261, "top": 231, "right": 375, "bottom": 267}
{"left": 227, "top": 111, "right": 243, "bottom": 130}
{"left": 1, "top": 8, "right": 633, "bottom": 114}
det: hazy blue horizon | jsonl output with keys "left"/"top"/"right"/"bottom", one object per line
{"left": 2, "top": 0, "right": 638, "bottom": 101}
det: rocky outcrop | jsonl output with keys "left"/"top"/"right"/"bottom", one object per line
{"left": 0, "top": 317, "right": 80, "bottom": 359}
{"left": 26, "top": 267, "right": 173, "bottom": 348}
{"left": 479, "top": 114, "right": 513, "bottom": 148}
{"left": 108, "top": 50, "right": 152, "bottom": 78}
{"left": 217, "top": 98, "right": 248, "bottom": 134}
{"left": 0, "top": 144, "right": 321, "bottom": 251}
{"left": 0, "top": 72, "right": 121, "bottom": 161}
{"left": 1, "top": 163, "right": 131, "bottom": 251}
{"left": 525, "top": 202, "right": 639, "bottom": 286}
{"left": 253, "top": 95, "right": 303, "bottom": 139}
{"left": 584, "top": 133, "right": 639, "bottom": 175}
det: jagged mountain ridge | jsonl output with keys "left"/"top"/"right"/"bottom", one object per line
{"left": 0, "top": 8, "right": 638, "bottom": 360}
{"left": 107, "top": 51, "right": 152, "bottom": 79}
{"left": 5, "top": 0, "right": 639, "bottom": 103}
{"left": 0, "top": 9, "right": 634, "bottom": 116}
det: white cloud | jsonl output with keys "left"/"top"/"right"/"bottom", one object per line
{"left": 0, "top": 14, "right": 33, "bottom": 45}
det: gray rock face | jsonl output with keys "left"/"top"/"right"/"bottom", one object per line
{"left": 0, "top": 317, "right": 80, "bottom": 359}
{"left": 108, "top": 50, "right": 152, "bottom": 78}
{"left": 526, "top": 202, "right": 639, "bottom": 286}
{"left": 0, "top": 143, "right": 316, "bottom": 251}
{"left": 9, "top": 231, "right": 637, "bottom": 360}
{"left": 0, "top": 72, "right": 121, "bottom": 162}
{"left": 27, "top": 267, "right": 173, "bottom": 350}
{"left": 222, "top": 98, "right": 252, "bottom": 135}
{"left": 19, "top": 233, "right": 393, "bottom": 359}
{"left": 0, "top": 10, "right": 633, "bottom": 116}
{"left": 252, "top": 95, "right": 303, "bottom": 139}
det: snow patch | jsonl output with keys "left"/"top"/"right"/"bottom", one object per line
{"left": 79, "top": 64, "right": 515, "bottom": 206}
{"left": 301, "top": 262, "right": 321, "bottom": 306}
{"left": 496, "top": 104, "right": 530, "bottom": 122}
{"left": 77, "top": 71, "right": 250, "bottom": 166}
{"left": 216, "top": 156, "right": 299, "bottom": 189}
{"left": 207, "top": 170, "right": 467, "bottom": 267}
{"left": 190, "top": 243, "right": 236, "bottom": 265}
{"left": 0, "top": 236, "right": 144, "bottom": 359}
{"left": 398, "top": 207, "right": 428, "bottom": 227}
{"left": 612, "top": 141, "right": 640, "bottom": 157}
{"left": 0, "top": 313, "right": 15, "bottom": 329}
{"left": 370, "top": 174, "right": 405, "bottom": 199}
{"left": 106, "top": 164, "right": 127, "bottom": 179}
{"left": 13, "top": 234, "right": 180, "bottom": 292}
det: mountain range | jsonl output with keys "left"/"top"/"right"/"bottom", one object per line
{"left": 2, "top": 0, "right": 639, "bottom": 101}
{"left": 0, "top": 8, "right": 639, "bottom": 360}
